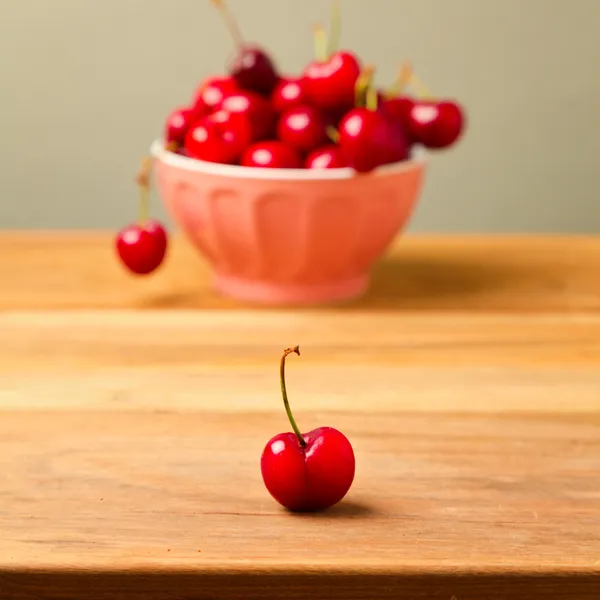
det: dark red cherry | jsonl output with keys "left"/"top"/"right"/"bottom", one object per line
{"left": 229, "top": 46, "right": 280, "bottom": 96}
{"left": 192, "top": 76, "right": 239, "bottom": 116}
{"left": 164, "top": 107, "right": 197, "bottom": 146}
{"left": 408, "top": 100, "right": 465, "bottom": 149}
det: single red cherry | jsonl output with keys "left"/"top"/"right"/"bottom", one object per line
{"left": 164, "top": 107, "right": 197, "bottom": 146}
{"left": 241, "top": 141, "right": 301, "bottom": 168}
{"left": 271, "top": 77, "right": 310, "bottom": 113}
{"left": 381, "top": 95, "right": 415, "bottom": 129}
{"left": 185, "top": 109, "right": 252, "bottom": 164}
{"left": 261, "top": 346, "right": 355, "bottom": 512}
{"left": 276, "top": 105, "right": 328, "bottom": 153}
{"left": 229, "top": 45, "right": 279, "bottom": 96}
{"left": 305, "top": 144, "right": 347, "bottom": 169}
{"left": 338, "top": 106, "right": 410, "bottom": 173}
{"left": 303, "top": 50, "right": 361, "bottom": 111}
{"left": 116, "top": 220, "right": 167, "bottom": 275}
{"left": 218, "top": 91, "right": 276, "bottom": 141}
{"left": 192, "top": 76, "right": 238, "bottom": 116}
{"left": 408, "top": 100, "right": 465, "bottom": 149}
{"left": 116, "top": 158, "right": 168, "bottom": 276}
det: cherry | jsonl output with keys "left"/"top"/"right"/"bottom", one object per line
{"left": 218, "top": 91, "right": 276, "bottom": 141}
{"left": 276, "top": 105, "right": 328, "bottom": 153}
{"left": 271, "top": 77, "right": 309, "bottom": 114}
{"left": 211, "top": 0, "right": 279, "bottom": 96}
{"left": 116, "top": 157, "right": 167, "bottom": 276}
{"left": 303, "top": 50, "right": 361, "bottom": 112}
{"left": 261, "top": 346, "right": 355, "bottom": 512}
{"left": 338, "top": 95, "right": 410, "bottom": 172}
{"left": 185, "top": 109, "right": 252, "bottom": 164}
{"left": 164, "top": 107, "right": 197, "bottom": 146}
{"left": 229, "top": 46, "right": 279, "bottom": 96}
{"left": 408, "top": 100, "right": 465, "bottom": 149}
{"left": 305, "top": 144, "right": 347, "bottom": 169}
{"left": 241, "top": 141, "right": 301, "bottom": 169}
{"left": 192, "top": 76, "right": 238, "bottom": 116}
{"left": 381, "top": 96, "right": 415, "bottom": 129}
{"left": 117, "top": 220, "right": 167, "bottom": 276}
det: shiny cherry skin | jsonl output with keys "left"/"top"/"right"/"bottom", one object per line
{"left": 192, "top": 76, "right": 239, "bottom": 116}
{"left": 164, "top": 107, "right": 197, "bottom": 146}
{"left": 381, "top": 96, "right": 414, "bottom": 127}
{"left": 408, "top": 100, "right": 465, "bottom": 149}
{"left": 302, "top": 50, "right": 361, "bottom": 111}
{"left": 261, "top": 427, "right": 355, "bottom": 512}
{"left": 276, "top": 105, "right": 328, "bottom": 153}
{"left": 184, "top": 109, "right": 252, "bottom": 164}
{"left": 271, "top": 77, "right": 310, "bottom": 113}
{"left": 229, "top": 45, "right": 279, "bottom": 96}
{"left": 116, "top": 220, "right": 167, "bottom": 275}
{"left": 241, "top": 141, "right": 301, "bottom": 168}
{"left": 305, "top": 144, "right": 347, "bottom": 169}
{"left": 218, "top": 91, "right": 276, "bottom": 141}
{"left": 339, "top": 108, "right": 410, "bottom": 173}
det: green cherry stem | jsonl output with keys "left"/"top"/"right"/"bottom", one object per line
{"left": 327, "top": 0, "right": 341, "bottom": 56}
{"left": 280, "top": 345, "right": 306, "bottom": 448}
{"left": 354, "top": 65, "right": 375, "bottom": 107}
{"left": 313, "top": 24, "right": 328, "bottom": 62}
{"left": 410, "top": 71, "right": 434, "bottom": 100}
{"left": 387, "top": 61, "right": 413, "bottom": 97}
{"left": 135, "top": 156, "right": 153, "bottom": 226}
{"left": 326, "top": 126, "right": 340, "bottom": 143}
{"left": 210, "top": 0, "right": 245, "bottom": 49}
{"left": 365, "top": 85, "right": 378, "bottom": 111}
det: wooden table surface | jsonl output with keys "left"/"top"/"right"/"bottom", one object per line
{"left": 1, "top": 232, "right": 599, "bottom": 600}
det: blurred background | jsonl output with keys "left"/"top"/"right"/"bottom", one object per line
{"left": 1, "top": 0, "right": 599, "bottom": 232}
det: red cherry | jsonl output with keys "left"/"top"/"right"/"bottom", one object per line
{"left": 271, "top": 77, "right": 309, "bottom": 113}
{"left": 338, "top": 108, "right": 410, "bottom": 173}
{"left": 185, "top": 109, "right": 252, "bottom": 164}
{"left": 381, "top": 96, "right": 414, "bottom": 127}
{"left": 241, "top": 141, "right": 301, "bottom": 168}
{"left": 302, "top": 51, "right": 361, "bottom": 111}
{"left": 261, "top": 346, "right": 355, "bottom": 512}
{"left": 192, "top": 76, "right": 238, "bottom": 116}
{"left": 408, "top": 100, "right": 465, "bottom": 149}
{"left": 116, "top": 219, "right": 167, "bottom": 276}
{"left": 164, "top": 107, "right": 197, "bottom": 146}
{"left": 229, "top": 46, "right": 279, "bottom": 96}
{"left": 218, "top": 91, "right": 276, "bottom": 141}
{"left": 305, "top": 144, "right": 347, "bottom": 169}
{"left": 276, "top": 105, "right": 328, "bottom": 153}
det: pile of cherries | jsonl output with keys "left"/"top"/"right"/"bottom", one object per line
{"left": 165, "top": 0, "right": 465, "bottom": 173}
{"left": 116, "top": 0, "right": 465, "bottom": 277}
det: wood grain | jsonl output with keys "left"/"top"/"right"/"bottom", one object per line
{"left": 1, "top": 233, "right": 599, "bottom": 599}
{"left": 1, "top": 232, "right": 600, "bottom": 312}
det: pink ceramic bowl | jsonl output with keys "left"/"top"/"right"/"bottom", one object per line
{"left": 151, "top": 140, "right": 427, "bottom": 305}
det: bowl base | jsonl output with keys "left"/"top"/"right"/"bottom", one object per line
{"left": 213, "top": 272, "right": 370, "bottom": 306}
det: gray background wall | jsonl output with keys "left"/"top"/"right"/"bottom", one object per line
{"left": 1, "top": 0, "right": 599, "bottom": 232}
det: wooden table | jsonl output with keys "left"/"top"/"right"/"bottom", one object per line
{"left": 1, "top": 232, "right": 599, "bottom": 600}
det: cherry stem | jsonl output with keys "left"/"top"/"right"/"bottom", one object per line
{"left": 313, "top": 24, "right": 328, "bottom": 62}
{"left": 354, "top": 65, "right": 375, "bottom": 108}
{"left": 327, "top": 0, "right": 341, "bottom": 57}
{"left": 280, "top": 345, "right": 306, "bottom": 448}
{"left": 135, "top": 156, "right": 153, "bottom": 226}
{"left": 211, "top": 0, "right": 244, "bottom": 49}
{"left": 388, "top": 61, "right": 413, "bottom": 97}
{"left": 410, "top": 71, "right": 433, "bottom": 99}
{"left": 326, "top": 126, "right": 340, "bottom": 143}
{"left": 365, "top": 86, "right": 378, "bottom": 111}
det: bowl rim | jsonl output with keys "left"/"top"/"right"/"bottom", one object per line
{"left": 150, "top": 139, "right": 427, "bottom": 181}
